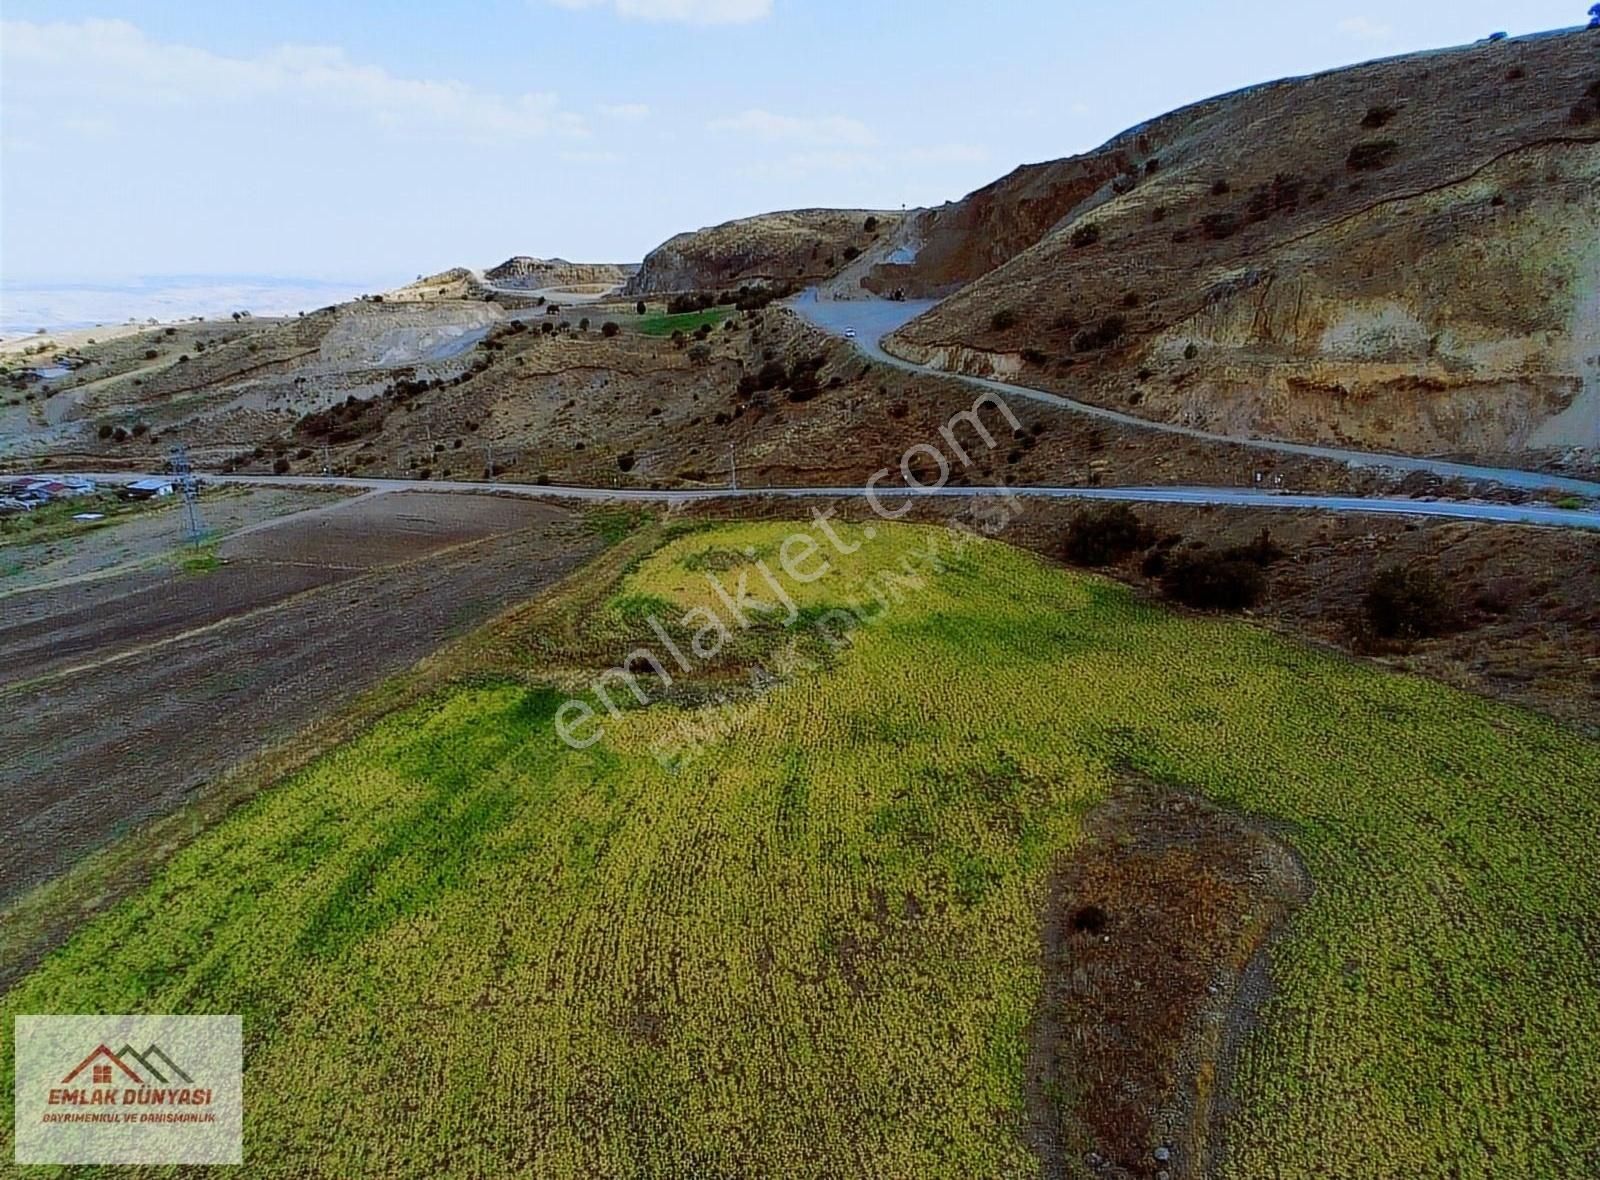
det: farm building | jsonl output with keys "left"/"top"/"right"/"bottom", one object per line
{"left": 120, "top": 478, "right": 175, "bottom": 500}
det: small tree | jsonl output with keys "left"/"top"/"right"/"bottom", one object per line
{"left": 1062, "top": 505, "right": 1153, "bottom": 567}
{"left": 1160, "top": 551, "right": 1265, "bottom": 611}
{"left": 990, "top": 308, "right": 1019, "bottom": 332}
{"left": 1364, "top": 566, "right": 1455, "bottom": 639}
{"left": 601, "top": 321, "right": 620, "bottom": 338}
{"left": 636, "top": 300, "right": 647, "bottom": 315}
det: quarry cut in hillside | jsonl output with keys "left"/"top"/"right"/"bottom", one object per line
{"left": 625, "top": 208, "right": 901, "bottom": 295}
{"left": 874, "top": 28, "right": 1600, "bottom": 465}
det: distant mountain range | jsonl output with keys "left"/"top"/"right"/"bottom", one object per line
{"left": 0, "top": 275, "right": 398, "bottom": 337}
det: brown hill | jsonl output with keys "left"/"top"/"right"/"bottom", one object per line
{"left": 881, "top": 29, "right": 1600, "bottom": 464}
{"left": 484, "top": 257, "right": 636, "bottom": 290}
{"left": 625, "top": 209, "right": 901, "bottom": 295}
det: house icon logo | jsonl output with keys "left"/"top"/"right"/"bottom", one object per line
{"left": 61, "top": 1043, "right": 195, "bottom": 1087}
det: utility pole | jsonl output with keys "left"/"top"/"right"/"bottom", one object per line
{"left": 170, "top": 444, "right": 205, "bottom": 548}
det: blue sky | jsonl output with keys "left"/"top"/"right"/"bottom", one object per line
{"left": 0, "top": 1, "right": 1588, "bottom": 286}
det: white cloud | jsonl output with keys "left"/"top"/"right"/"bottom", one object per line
{"left": 708, "top": 109, "right": 876, "bottom": 148}
{"left": 0, "top": 18, "right": 584, "bottom": 143}
{"left": 599, "top": 102, "right": 651, "bottom": 120}
{"left": 1337, "top": 17, "right": 1394, "bottom": 41}
{"left": 546, "top": 0, "right": 772, "bottom": 25}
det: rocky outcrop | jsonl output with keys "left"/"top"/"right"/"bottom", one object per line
{"left": 483, "top": 257, "right": 636, "bottom": 290}
{"left": 625, "top": 209, "right": 899, "bottom": 295}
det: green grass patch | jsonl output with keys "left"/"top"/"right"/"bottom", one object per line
{"left": 637, "top": 307, "right": 733, "bottom": 337}
{"left": 2, "top": 522, "right": 1596, "bottom": 1177}
{"left": 0, "top": 492, "right": 157, "bottom": 547}
{"left": 177, "top": 543, "right": 222, "bottom": 574}
{"left": 587, "top": 506, "right": 653, "bottom": 543}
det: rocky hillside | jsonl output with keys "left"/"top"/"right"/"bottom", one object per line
{"left": 881, "top": 29, "right": 1600, "bottom": 465}
{"left": 386, "top": 268, "right": 493, "bottom": 303}
{"left": 625, "top": 209, "right": 901, "bottom": 295}
{"left": 484, "top": 257, "right": 636, "bottom": 290}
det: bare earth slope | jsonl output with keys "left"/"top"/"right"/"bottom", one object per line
{"left": 884, "top": 29, "right": 1600, "bottom": 466}
{"left": 484, "top": 257, "right": 636, "bottom": 290}
{"left": 625, "top": 208, "right": 901, "bottom": 295}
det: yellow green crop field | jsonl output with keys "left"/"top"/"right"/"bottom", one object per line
{"left": 4, "top": 521, "right": 1598, "bottom": 1177}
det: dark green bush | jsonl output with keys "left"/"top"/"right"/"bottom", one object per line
{"left": 1364, "top": 565, "right": 1456, "bottom": 639}
{"left": 1070, "top": 223, "right": 1102, "bottom": 248}
{"left": 1062, "top": 505, "right": 1154, "bottom": 567}
{"left": 1347, "top": 140, "right": 1400, "bottom": 171}
{"left": 1160, "top": 551, "right": 1266, "bottom": 611}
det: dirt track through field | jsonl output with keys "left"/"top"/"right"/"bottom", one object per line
{"left": 0, "top": 492, "right": 598, "bottom": 903}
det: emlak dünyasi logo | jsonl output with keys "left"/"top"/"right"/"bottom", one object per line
{"left": 14, "top": 1015, "right": 242, "bottom": 1165}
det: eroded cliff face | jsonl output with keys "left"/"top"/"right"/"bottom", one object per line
{"left": 885, "top": 30, "right": 1600, "bottom": 465}
{"left": 1127, "top": 143, "right": 1600, "bottom": 455}
{"left": 625, "top": 209, "right": 899, "bottom": 295}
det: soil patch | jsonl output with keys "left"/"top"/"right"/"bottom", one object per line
{"left": 1025, "top": 779, "right": 1309, "bottom": 1179}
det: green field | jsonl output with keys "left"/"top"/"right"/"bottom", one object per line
{"left": 4, "top": 521, "right": 1597, "bottom": 1177}
{"left": 636, "top": 307, "right": 734, "bottom": 337}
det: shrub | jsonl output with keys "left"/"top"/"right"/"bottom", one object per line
{"left": 1201, "top": 211, "right": 1241, "bottom": 240}
{"left": 617, "top": 451, "right": 636, "bottom": 472}
{"left": 1072, "top": 315, "right": 1127, "bottom": 353}
{"left": 863, "top": 215, "right": 879, "bottom": 232}
{"left": 1211, "top": 178, "right": 1231, "bottom": 196}
{"left": 1183, "top": 342, "right": 1199, "bottom": 360}
{"left": 1070, "top": 223, "right": 1102, "bottom": 249}
{"left": 687, "top": 343, "right": 712, "bottom": 365}
{"left": 636, "top": 300, "right": 647, "bottom": 315}
{"left": 272, "top": 457, "right": 291, "bottom": 474}
{"left": 144, "top": 349, "right": 159, "bottom": 360}
{"left": 113, "top": 426, "right": 129, "bottom": 442}
{"left": 1160, "top": 550, "right": 1266, "bottom": 611}
{"left": 990, "top": 308, "right": 1019, "bottom": 332}
{"left": 1220, "top": 527, "right": 1286, "bottom": 568}
{"left": 601, "top": 322, "right": 620, "bottom": 338}
{"left": 1062, "top": 505, "right": 1154, "bottom": 567}
{"left": 97, "top": 423, "right": 113, "bottom": 439}
{"left": 1360, "top": 104, "right": 1398, "bottom": 129}
{"left": 132, "top": 422, "right": 149, "bottom": 437}
{"left": 1347, "top": 140, "right": 1400, "bottom": 171}
{"left": 1021, "top": 348, "right": 1048, "bottom": 366}
{"left": 842, "top": 245, "right": 861, "bottom": 262}
{"left": 1364, "top": 565, "right": 1455, "bottom": 639}
{"left": 578, "top": 318, "right": 590, "bottom": 332}
{"left": 786, "top": 370, "right": 821, "bottom": 402}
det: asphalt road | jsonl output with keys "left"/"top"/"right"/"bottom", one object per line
{"left": 49, "top": 471, "right": 1600, "bottom": 532}
{"left": 788, "top": 290, "right": 1600, "bottom": 499}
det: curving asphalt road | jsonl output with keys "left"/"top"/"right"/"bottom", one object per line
{"left": 788, "top": 290, "right": 1600, "bottom": 499}
{"left": 49, "top": 471, "right": 1600, "bottom": 532}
